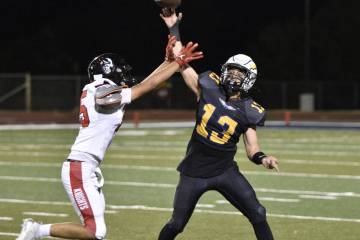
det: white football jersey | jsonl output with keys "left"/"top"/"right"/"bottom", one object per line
{"left": 68, "top": 77, "right": 132, "bottom": 165}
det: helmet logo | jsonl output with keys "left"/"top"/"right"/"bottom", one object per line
{"left": 249, "top": 63, "right": 257, "bottom": 71}
{"left": 101, "top": 58, "right": 114, "bottom": 74}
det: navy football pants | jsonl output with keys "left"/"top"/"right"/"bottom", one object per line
{"left": 158, "top": 165, "right": 274, "bottom": 240}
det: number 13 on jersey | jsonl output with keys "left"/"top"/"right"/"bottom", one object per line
{"left": 196, "top": 104, "right": 238, "bottom": 144}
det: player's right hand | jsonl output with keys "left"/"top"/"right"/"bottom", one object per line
{"left": 175, "top": 42, "right": 203, "bottom": 67}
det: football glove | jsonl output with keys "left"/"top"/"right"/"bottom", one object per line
{"left": 175, "top": 41, "right": 203, "bottom": 67}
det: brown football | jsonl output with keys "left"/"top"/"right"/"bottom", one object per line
{"left": 154, "top": 0, "right": 181, "bottom": 9}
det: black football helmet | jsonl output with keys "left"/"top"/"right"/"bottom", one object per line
{"left": 87, "top": 53, "right": 137, "bottom": 87}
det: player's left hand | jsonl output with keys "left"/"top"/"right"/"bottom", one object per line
{"left": 261, "top": 156, "right": 279, "bottom": 172}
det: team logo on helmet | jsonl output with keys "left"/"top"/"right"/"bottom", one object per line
{"left": 100, "top": 58, "right": 114, "bottom": 75}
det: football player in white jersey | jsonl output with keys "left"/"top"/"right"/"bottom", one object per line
{"left": 16, "top": 35, "right": 203, "bottom": 240}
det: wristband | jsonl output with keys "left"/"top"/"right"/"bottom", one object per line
{"left": 251, "top": 151, "right": 267, "bottom": 165}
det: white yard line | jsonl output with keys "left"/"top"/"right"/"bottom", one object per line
{"left": 23, "top": 212, "right": 68, "bottom": 217}
{"left": 4, "top": 139, "right": 359, "bottom": 149}
{"left": 0, "top": 232, "right": 18, "bottom": 237}
{"left": 1, "top": 176, "right": 360, "bottom": 201}
{"left": 298, "top": 195, "right": 337, "bottom": 200}
{"left": 3, "top": 142, "right": 360, "bottom": 152}
{"left": 0, "top": 217, "right": 13, "bottom": 221}
{"left": 1, "top": 148, "right": 360, "bottom": 157}
{"left": 0, "top": 198, "right": 72, "bottom": 206}
{"left": 1, "top": 175, "right": 360, "bottom": 196}
{"left": 281, "top": 159, "right": 360, "bottom": 167}
{"left": 244, "top": 171, "right": 360, "bottom": 180}
{"left": 1, "top": 157, "right": 360, "bottom": 171}
{"left": 1, "top": 198, "right": 359, "bottom": 223}
{"left": 217, "top": 197, "right": 300, "bottom": 204}
{"left": 196, "top": 204, "right": 215, "bottom": 208}
{"left": 254, "top": 188, "right": 360, "bottom": 198}
{"left": 259, "top": 197, "right": 300, "bottom": 203}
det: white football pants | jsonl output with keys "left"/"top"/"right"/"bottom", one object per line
{"left": 61, "top": 161, "right": 106, "bottom": 239}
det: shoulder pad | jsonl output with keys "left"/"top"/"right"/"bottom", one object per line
{"left": 245, "top": 99, "right": 266, "bottom": 126}
{"left": 95, "top": 84, "right": 123, "bottom": 114}
{"left": 199, "top": 71, "right": 220, "bottom": 89}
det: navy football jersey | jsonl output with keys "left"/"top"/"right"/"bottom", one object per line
{"left": 177, "top": 71, "right": 266, "bottom": 177}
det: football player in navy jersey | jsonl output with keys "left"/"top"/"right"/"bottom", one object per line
{"left": 158, "top": 10, "right": 279, "bottom": 240}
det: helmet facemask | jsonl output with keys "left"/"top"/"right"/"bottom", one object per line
{"left": 220, "top": 65, "right": 256, "bottom": 96}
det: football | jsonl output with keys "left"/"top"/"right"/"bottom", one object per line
{"left": 154, "top": 0, "right": 181, "bottom": 9}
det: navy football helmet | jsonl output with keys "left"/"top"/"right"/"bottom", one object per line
{"left": 87, "top": 53, "right": 137, "bottom": 87}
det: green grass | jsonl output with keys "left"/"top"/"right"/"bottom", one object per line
{"left": 0, "top": 127, "right": 359, "bottom": 239}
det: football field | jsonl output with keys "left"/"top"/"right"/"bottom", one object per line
{"left": 0, "top": 126, "right": 359, "bottom": 239}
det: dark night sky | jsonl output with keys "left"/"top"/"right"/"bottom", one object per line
{"left": 1, "top": 0, "right": 357, "bottom": 83}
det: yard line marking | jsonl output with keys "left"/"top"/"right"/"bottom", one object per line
{"left": 0, "top": 161, "right": 177, "bottom": 170}
{"left": 0, "top": 217, "right": 13, "bottom": 221}
{"left": 0, "top": 198, "right": 72, "bottom": 206}
{"left": 1, "top": 198, "right": 360, "bottom": 223}
{"left": 0, "top": 161, "right": 62, "bottom": 168}
{"left": 106, "top": 180, "right": 175, "bottom": 188}
{"left": 23, "top": 212, "right": 68, "bottom": 217}
{"left": 2, "top": 148, "right": 360, "bottom": 157}
{"left": 196, "top": 204, "right": 215, "bottom": 208}
{"left": 259, "top": 197, "right": 300, "bottom": 203}
{"left": 1, "top": 158, "right": 360, "bottom": 171}
{"left": 217, "top": 197, "right": 300, "bottom": 204}
{"left": 255, "top": 188, "right": 360, "bottom": 198}
{"left": 243, "top": 171, "right": 360, "bottom": 180}
{"left": 0, "top": 171, "right": 360, "bottom": 192}
{"left": 298, "top": 195, "right": 337, "bottom": 200}
{"left": 0, "top": 232, "right": 18, "bottom": 237}
{"left": 281, "top": 159, "right": 360, "bottom": 167}
{"left": 266, "top": 213, "right": 360, "bottom": 223}
{"left": 105, "top": 210, "right": 118, "bottom": 214}
{"left": 1, "top": 174, "right": 358, "bottom": 198}
{"left": 0, "top": 176, "right": 60, "bottom": 182}
{"left": 107, "top": 205, "right": 360, "bottom": 223}
{"left": 0, "top": 231, "right": 57, "bottom": 239}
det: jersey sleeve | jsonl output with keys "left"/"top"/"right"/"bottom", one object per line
{"left": 245, "top": 99, "right": 266, "bottom": 126}
{"left": 120, "top": 88, "right": 132, "bottom": 105}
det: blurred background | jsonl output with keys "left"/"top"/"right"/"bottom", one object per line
{"left": 0, "top": 0, "right": 359, "bottom": 123}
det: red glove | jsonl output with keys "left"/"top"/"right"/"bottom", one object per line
{"left": 165, "top": 35, "right": 177, "bottom": 61}
{"left": 175, "top": 41, "right": 203, "bottom": 67}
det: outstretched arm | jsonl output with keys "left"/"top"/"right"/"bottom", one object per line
{"left": 161, "top": 10, "right": 201, "bottom": 99}
{"left": 130, "top": 36, "right": 203, "bottom": 101}
{"left": 243, "top": 127, "right": 279, "bottom": 171}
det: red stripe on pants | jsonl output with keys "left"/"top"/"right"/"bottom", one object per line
{"left": 69, "top": 162, "right": 96, "bottom": 235}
